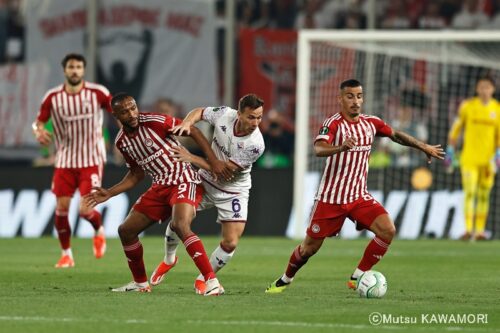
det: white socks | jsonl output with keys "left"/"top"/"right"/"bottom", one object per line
{"left": 352, "top": 268, "right": 364, "bottom": 279}
{"left": 195, "top": 244, "right": 235, "bottom": 282}
{"left": 164, "top": 223, "right": 179, "bottom": 265}
{"left": 62, "top": 248, "right": 73, "bottom": 258}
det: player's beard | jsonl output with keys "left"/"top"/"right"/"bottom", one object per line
{"left": 66, "top": 75, "right": 83, "bottom": 86}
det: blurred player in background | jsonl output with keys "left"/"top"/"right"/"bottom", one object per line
{"left": 150, "top": 94, "right": 265, "bottom": 294}
{"left": 446, "top": 76, "right": 500, "bottom": 241}
{"left": 85, "top": 93, "right": 231, "bottom": 295}
{"left": 32, "top": 53, "right": 111, "bottom": 268}
{"left": 266, "top": 79, "right": 445, "bottom": 294}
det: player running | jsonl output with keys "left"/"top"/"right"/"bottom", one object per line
{"left": 84, "top": 93, "right": 232, "bottom": 295}
{"left": 265, "top": 79, "right": 445, "bottom": 293}
{"left": 149, "top": 94, "right": 265, "bottom": 294}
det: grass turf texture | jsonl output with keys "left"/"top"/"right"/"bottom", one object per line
{"left": 0, "top": 237, "right": 498, "bottom": 333}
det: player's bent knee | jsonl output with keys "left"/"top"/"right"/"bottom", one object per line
{"left": 221, "top": 239, "right": 238, "bottom": 252}
{"left": 380, "top": 224, "right": 396, "bottom": 240}
{"left": 117, "top": 224, "right": 135, "bottom": 241}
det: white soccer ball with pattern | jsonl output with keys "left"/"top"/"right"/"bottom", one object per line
{"left": 357, "top": 270, "right": 387, "bottom": 298}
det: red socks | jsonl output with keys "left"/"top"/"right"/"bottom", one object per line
{"left": 357, "top": 236, "right": 391, "bottom": 271}
{"left": 55, "top": 210, "right": 71, "bottom": 250}
{"left": 183, "top": 234, "right": 215, "bottom": 281}
{"left": 122, "top": 241, "right": 147, "bottom": 283}
{"left": 81, "top": 210, "right": 102, "bottom": 231}
{"left": 285, "top": 245, "right": 309, "bottom": 278}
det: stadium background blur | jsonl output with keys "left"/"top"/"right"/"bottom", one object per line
{"left": 1, "top": 0, "right": 500, "bottom": 240}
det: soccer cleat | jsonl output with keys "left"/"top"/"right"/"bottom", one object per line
{"left": 194, "top": 278, "right": 206, "bottom": 295}
{"left": 203, "top": 278, "right": 224, "bottom": 296}
{"left": 459, "top": 232, "right": 472, "bottom": 241}
{"left": 347, "top": 278, "right": 358, "bottom": 290}
{"left": 150, "top": 257, "right": 178, "bottom": 286}
{"left": 265, "top": 278, "right": 289, "bottom": 294}
{"left": 55, "top": 255, "right": 75, "bottom": 268}
{"left": 474, "top": 233, "right": 487, "bottom": 241}
{"left": 93, "top": 233, "right": 106, "bottom": 259}
{"left": 111, "top": 281, "right": 151, "bottom": 293}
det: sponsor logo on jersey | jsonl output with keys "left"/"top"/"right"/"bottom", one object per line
{"left": 213, "top": 137, "right": 231, "bottom": 158}
{"left": 250, "top": 147, "right": 260, "bottom": 155}
{"left": 137, "top": 149, "right": 165, "bottom": 165}
{"left": 212, "top": 107, "right": 223, "bottom": 112}
{"left": 319, "top": 126, "right": 329, "bottom": 135}
{"left": 220, "top": 125, "right": 227, "bottom": 133}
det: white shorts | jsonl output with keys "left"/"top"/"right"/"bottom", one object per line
{"left": 198, "top": 180, "right": 249, "bottom": 223}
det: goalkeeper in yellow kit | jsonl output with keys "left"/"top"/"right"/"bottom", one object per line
{"left": 446, "top": 77, "right": 500, "bottom": 240}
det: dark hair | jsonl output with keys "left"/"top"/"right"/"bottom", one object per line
{"left": 340, "top": 79, "right": 362, "bottom": 90}
{"left": 111, "top": 92, "right": 134, "bottom": 109}
{"left": 61, "top": 53, "right": 87, "bottom": 68}
{"left": 477, "top": 76, "right": 495, "bottom": 86}
{"left": 238, "top": 94, "right": 264, "bottom": 112}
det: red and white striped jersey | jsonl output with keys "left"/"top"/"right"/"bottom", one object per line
{"left": 314, "top": 113, "right": 393, "bottom": 204}
{"left": 37, "top": 81, "right": 112, "bottom": 168}
{"left": 115, "top": 113, "right": 201, "bottom": 186}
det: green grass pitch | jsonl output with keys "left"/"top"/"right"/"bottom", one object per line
{"left": 0, "top": 237, "right": 499, "bottom": 333}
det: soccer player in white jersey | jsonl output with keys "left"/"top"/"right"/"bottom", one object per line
{"left": 266, "top": 79, "right": 445, "bottom": 293}
{"left": 32, "top": 53, "right": 111, "bottom": 268}
{"left": 84, "top": 93, "right": 232, "bottom": 295}
{"left": 149, "top": 94, "right": 265, "bottom": 294}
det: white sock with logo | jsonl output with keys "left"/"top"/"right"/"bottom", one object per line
{"left": 164, "top": 223, "right": 179, "bottom": 265}
{"left": 209, "top": 244, "right": 235, "bottom": 273}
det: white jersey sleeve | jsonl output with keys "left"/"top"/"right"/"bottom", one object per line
{"left": 202, "top": 106, "right": 230, "bottom": 126}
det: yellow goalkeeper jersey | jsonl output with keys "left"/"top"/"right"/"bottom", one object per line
{"left": 449, "top": 97, "right": 500, "bottom": 167}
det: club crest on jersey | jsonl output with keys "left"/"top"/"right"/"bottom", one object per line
{"left": 319, "top": 126, "right": 329, "bottom": 135}
{"left": 145, "top": 138, "right": 154, "bottom": 147}
{"left": 311, "top": 224, "right": 320, "bottom": 233}
{"left": 237, "top": 142, "right": 244, "bottom": 149}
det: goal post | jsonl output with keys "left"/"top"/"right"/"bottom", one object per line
{"left": 290, "top": 30, "right": 500, "bottom": 239}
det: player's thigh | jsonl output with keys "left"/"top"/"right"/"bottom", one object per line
{"left": 306, "top": 200, "right": 347, "bottom": 238}
{"left": 133, "top": 186, "right": 173, "bottom": 222}
{"left": 56, "top": 196, "right": 72, "bottom": 211}
{"left": 478, "top": 163, "right": 495, "bottom": 190}
{"left": 52, "top": 168, "right": 78, "bottom": 198}
{"left": 461, "top": 165, "right": 479, "bottom": 193}
{"left": 78, "top": 165, "right": 102, "bottom": 196}
{"left": 348, "top": 195, "right": 389, "bottom": 231}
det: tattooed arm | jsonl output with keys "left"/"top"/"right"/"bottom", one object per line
{"left": 389, "top": 130, "right": 445, "bottom": 164}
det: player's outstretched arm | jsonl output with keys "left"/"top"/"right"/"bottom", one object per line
{"left": 83, "top": 167, "right": 145, "bottom": 208}
{"left": 390, "top": 130, "right": 445, "bottom": 164}
{"left": 188, "top": 126, "right": 233, "bottom": 180}
{"left": 172, "top": 107, "right": 204, "bottom": 136}
{"left": 314, "top": 137, "right": 357, "bottom": 157}
{"left": 31, "top": 120, "right": 52, "bottom": 146}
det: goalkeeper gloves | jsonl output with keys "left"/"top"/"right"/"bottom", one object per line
{"left": 444, "top": 147, "right": 454, "bottom": 168}
{"left": 496, "top": 148, "right": 500, "bottom": 169}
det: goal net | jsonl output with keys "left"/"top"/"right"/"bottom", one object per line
{"left": 290, "top": 31, "right": 500, "bottom": 239}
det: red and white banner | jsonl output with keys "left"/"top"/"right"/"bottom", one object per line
{"left": 239, "top": 29, "right": 297, "bottom": 125}
{"left": 23, "top": 0, "right": 217, "bottom": 145}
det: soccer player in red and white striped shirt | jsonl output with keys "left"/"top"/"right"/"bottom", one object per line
{"left": 266, "top": 79, "right": 445, "bottom": 293}
{"left": 84, "top": 93, "right": 232, "bottom": 295}
{"left": 32, "top": 53, "right": 111, "bottom": 269}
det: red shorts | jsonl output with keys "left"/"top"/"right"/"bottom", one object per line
{"left": 133, "top": 182, "right": 203, "bottom": 222}
{"left": 52, "top": 166, "right": 103, "bottom": 197}
{"left": 307, "top": 194, "right": 388, "bottom": 239}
